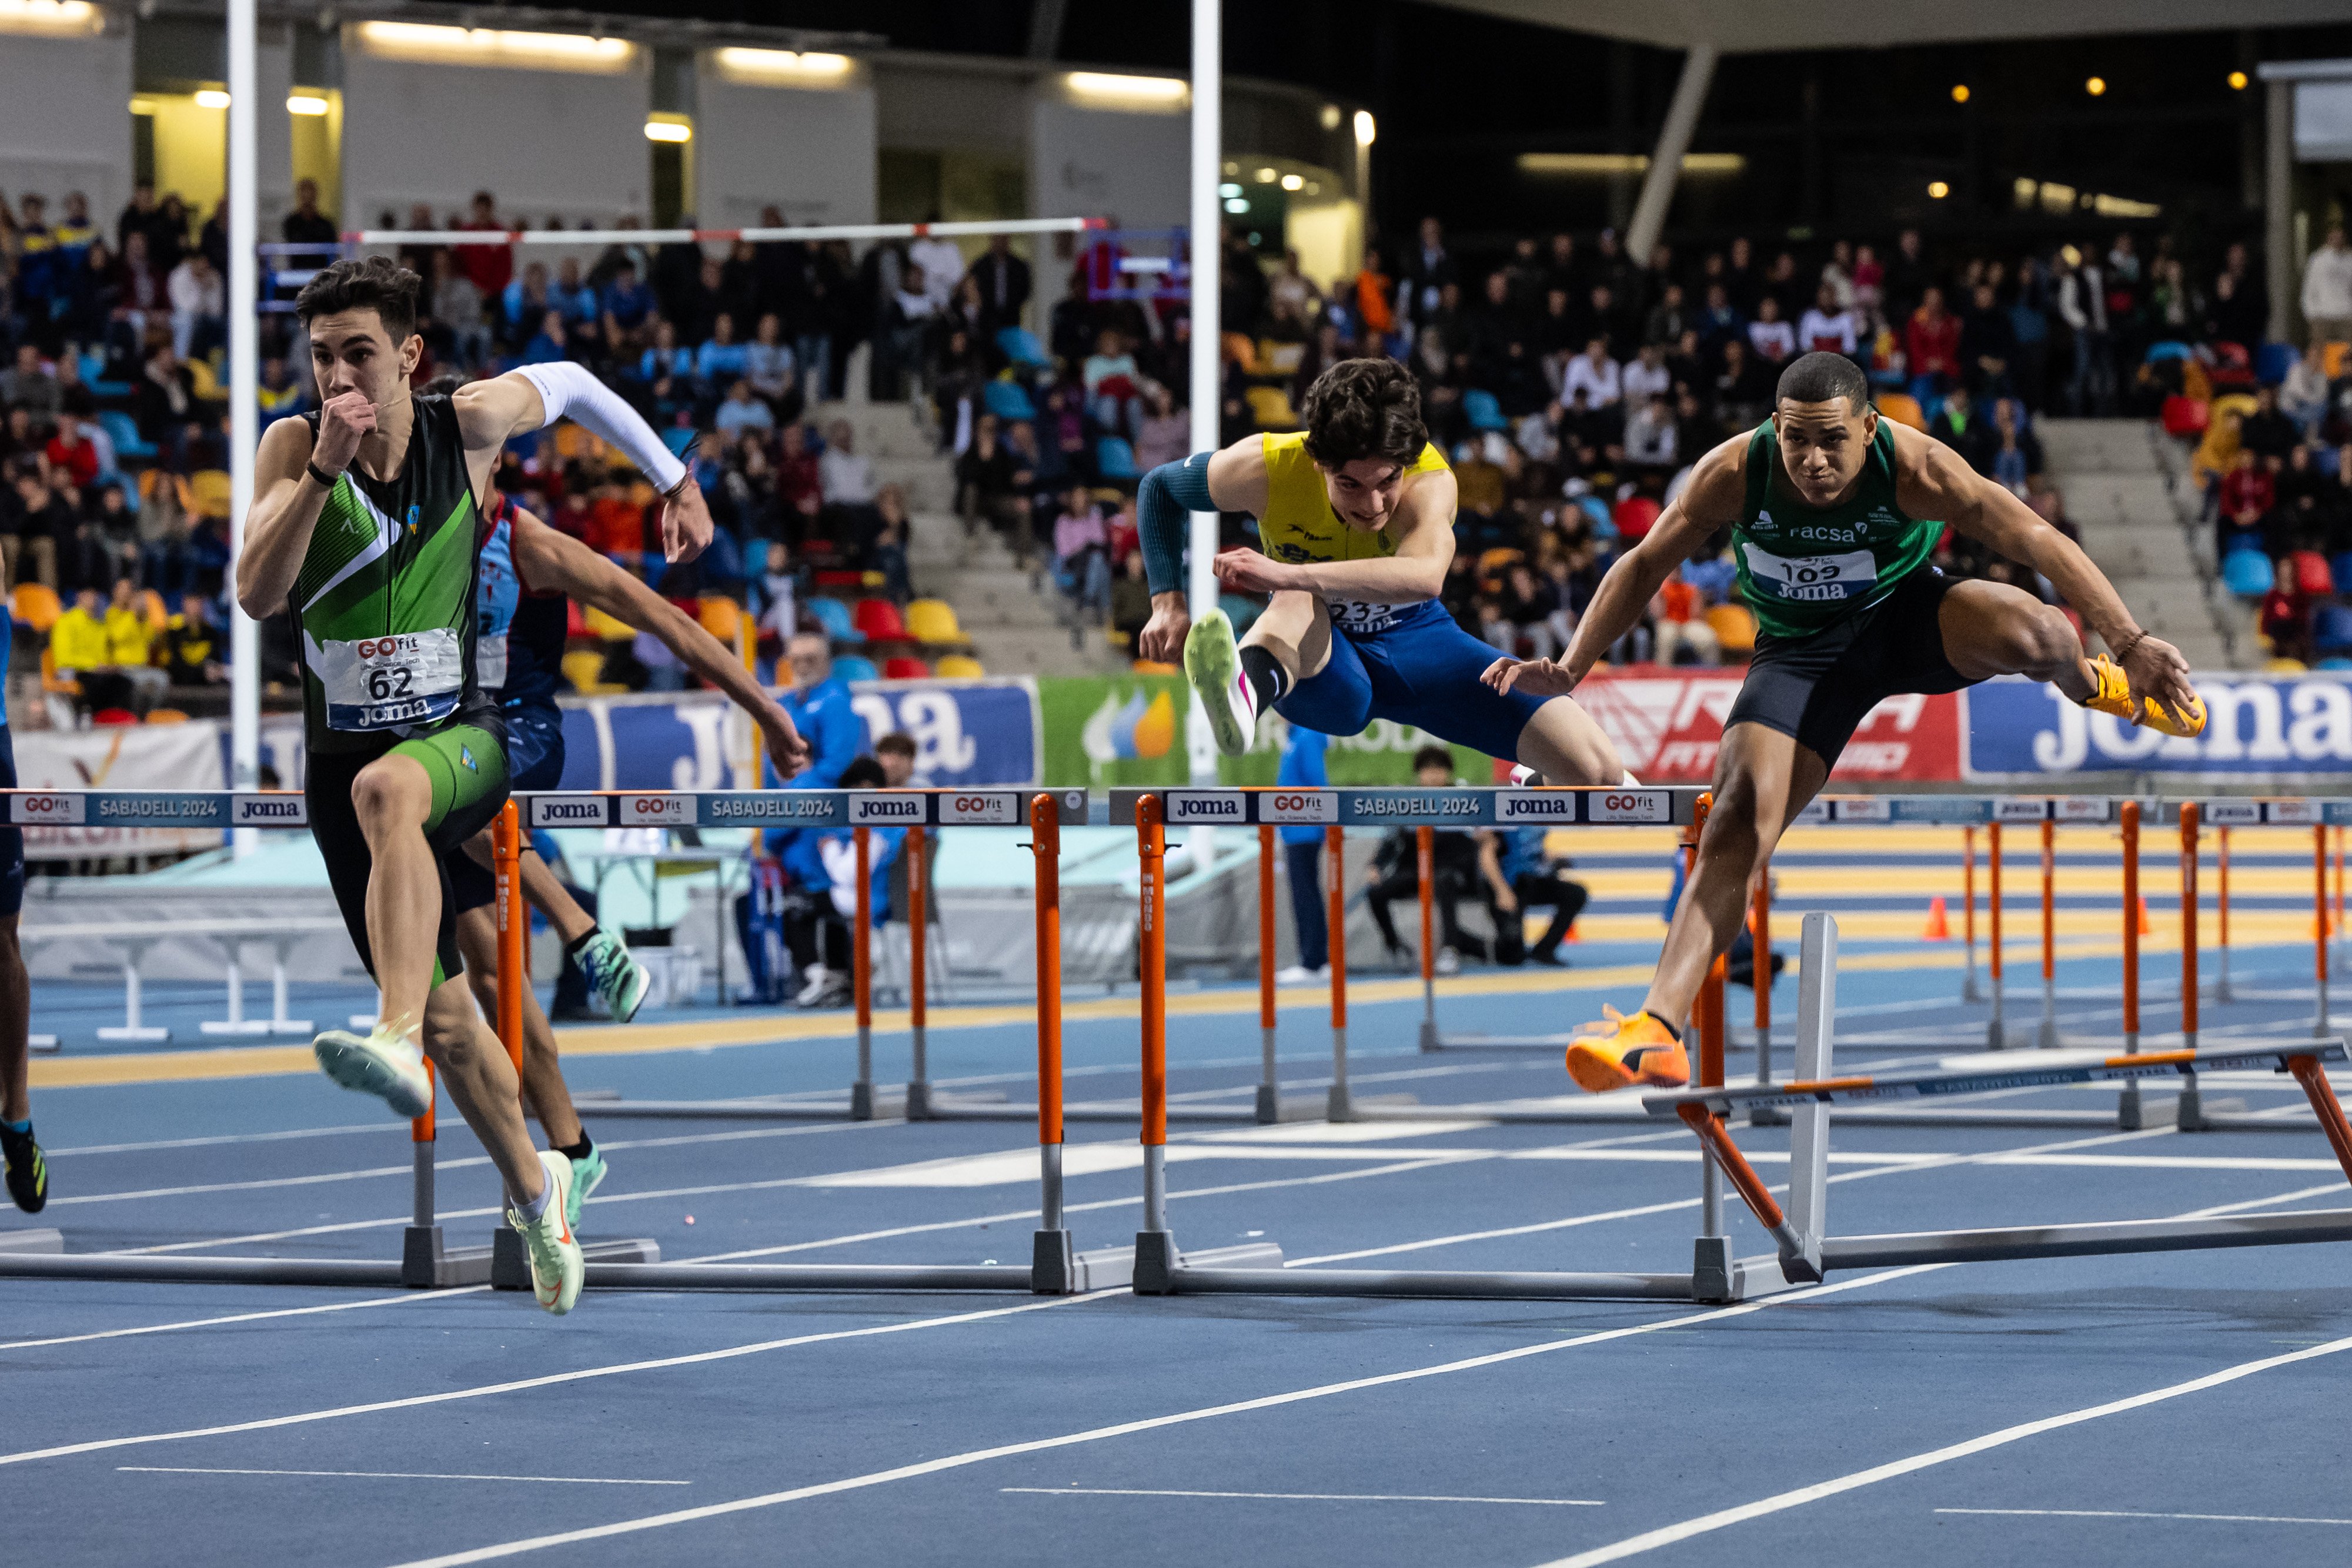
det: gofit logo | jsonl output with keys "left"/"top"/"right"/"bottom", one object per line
{"left": 529, "top": 796, "right": 607, "bottom": 827}
{"left": 11, "top": 793, "right": 83, "bottom": 824}
{"left": 938, "top": 792, "right": 1018, "bottom": 824}
{"left": 1587, "top": 790, "right": 1669, "bottom": 824}
{"left": 620, "top": 794, "right": 693, "bottom": 826}
{"left": 233, "top": 795, "right": 307, "bottom": 824}
{"left": 848, "top": 794, "right": 924, "bottom": 823}
{"left": 1259, "top": 791, "right": 1337, "bottom": 824}
{"left": 1496, "top": 793, "right": 1575, "bottom": 821}
{"left": 1165, "top": 791, "right": 1243, "bottom": 823}
{"left": 355, "top": 635, "right": 419, "bottom": 659}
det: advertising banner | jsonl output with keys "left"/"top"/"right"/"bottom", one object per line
{"left": 15, "top": 720, "right": 227, "bottom": 856}
{"left": 1964, "top": 672, "right": 2352, "bottom": 780}
{"left": 1573, "top": 667, "right": 1963, "bottom": 783}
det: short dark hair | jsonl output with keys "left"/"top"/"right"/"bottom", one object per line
{"left": 1301, "top": 357, "right": 1426, "bottom": 470}
{"left": 839, "top": 755, "right": 888, "bottom": 790}
{"left": 295, "top": 255, "right": 422, "bottom": 341}
{"left": 1411, "top": 744, "right": 1454, "bottom": 774}
{"left": 874, "top": 733, "right": 917, "bottom": 760}
{"left": 1775, "top": 351, "right": 1869, "bottom": 413}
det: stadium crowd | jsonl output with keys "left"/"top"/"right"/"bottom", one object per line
{"left": 5, "top": 175, "right": 2347, "bottom": 721}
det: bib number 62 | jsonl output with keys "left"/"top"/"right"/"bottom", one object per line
{"left": 365, "top": 666, "right": 415, "bottom": 702}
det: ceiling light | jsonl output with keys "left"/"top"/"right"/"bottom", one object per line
{"left": 1224, "top": 198, "right": 1250, "bottom": 215}
{"left": 1353, "top": 110, "right": 1377, "bottom": 147}
{"left": 0, "top": 1, "right": 100, "bottom": 38}
{"left": 1950, "top": 84, "right": 1970, "bottom": 103}
{"left": 286, "top": 93, "right": 330, "bottom": 116}
{"left": 1064, "top": 71, "right": 1188, "bottom": 110}
{"left": 1320, "top": 104, "right": 1341, "bottom": 130}
{"left": 713, "top": 48, "right": 854, "bottom": 86}
{"left": 195, "top": 88, "right": 231, "bottom": 109}
{"left": 1254, "top": 167, "right": 1277, "bottom": 183}
{"left": 2228, "top": 71, "right": 2249, "bottom": 91}
{"left": 644, "top": 119, "right": 691, "bottom": 143}
{"left": 1280, "top": 173, "right": 1304, "bottom": 191}
{"left": 2085, "top": 76, "right": 2106, "bottom": 96}
{"left": 1927, "top": 180, "right": 1950, "bottom": 199}
{"left": 1218, "top": 183, "right": 1242, "bottom": 198}
{"left": 355, "top": 22, "right": 635, "bottom": 74}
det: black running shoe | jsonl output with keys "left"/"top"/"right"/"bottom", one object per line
{"left": 1, "top": 1123, "right": 46, "bottom": 1214}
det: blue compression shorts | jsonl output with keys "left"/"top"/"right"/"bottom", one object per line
{"left": 1274, "top": 600, "right": 1547, "bottom": 761}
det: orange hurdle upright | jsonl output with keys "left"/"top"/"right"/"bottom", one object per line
{"left": 2214, "top": 824, "right": 2233, "bottom": 1004}
{"left": 2317, "top": 823, "right": 2333, "bottom": 1041}
{"left": 1257, "top": 822, "right": 1280, "bottom": 1122}
{"left": 1962, "top": 826, "right": 1983, "bottom": 1002}
{"left": 2035, "top": 817, "right": 2060, "bottom": 1049}
{"left": 1986, "top": 822, "right": 2006, "bottom": 1048}
{"left": 1132, "top": 794, "right": 1177, "bottom": 1288}
{"left": 1324, "top": 822, "right": 1352, "bottom": 1120}
{"left": 1415, "top": 824, "right": 1438, "bottom": 1053}
{"left": 2180, "top": 803, "right": 2200, "bottom": 1052}
{"left": 1031, "top": 793, "right": 1073, "bottom": 1285}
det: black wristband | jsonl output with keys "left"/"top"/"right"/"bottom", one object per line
{"left": 306, "top": 461, "right": 342, "bottom": 490}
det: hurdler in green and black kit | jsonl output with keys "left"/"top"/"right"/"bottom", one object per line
{"left": 296, "top": 392, "right": 509, "bottom": 985}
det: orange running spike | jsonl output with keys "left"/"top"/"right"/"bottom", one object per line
{"left": 1922, "top": 895, "right": 1950, "bottom": 941}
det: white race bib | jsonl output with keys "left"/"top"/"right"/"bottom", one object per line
{"left": 475, "top": 633, "right": 509, "bottom": 693}
{"left": 1741, "top": 543, "right": 1878, "bottom": 604}
{"left": 318, "top": 628, "right": 465, "bottom": 731}
{"left": 1329, "top": 598, "right": 1405, "bottom": 635}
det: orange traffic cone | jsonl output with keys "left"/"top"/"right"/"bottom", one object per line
{"left": 2138, "top": 897, "right": 2153, "bottom": 935}
{"left": 1923, "top": 896, "right": 1950, "bottom": 941}
{"left": 1563, "top": 922, "right": 1582, "bottom": 943}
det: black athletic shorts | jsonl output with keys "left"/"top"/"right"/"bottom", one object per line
{"left": 1725, "top": 566, "right": 1971, "bottom": 767}
{"left": 307, "top": 719, "right": 510, "bottom": 988}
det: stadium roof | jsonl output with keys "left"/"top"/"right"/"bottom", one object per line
{"left": 1427, "top": 0, "right": 2352, "bottom": 54}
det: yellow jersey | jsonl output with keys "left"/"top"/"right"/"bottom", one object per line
{"left": 1254, "top": 430, "right": 1449, "bottom": 634}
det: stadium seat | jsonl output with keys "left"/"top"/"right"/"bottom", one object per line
{"left": 1612, "top": 496, "right": 1661, "bottom": 541}
{"left": 583, "top": 604, "right": 634, "bottom": 641}
{"left": 806, "top": 597, "right": 863, "bottom": 644}
{"left": 2159, "top": 394, "right": 2209, "bottom": 439}
{"left": 883, "top": 656, "right": 931, "bottom": 680}
{"left": 144, "top": 708, "right": 189, "bottom": 725}
{"left": 39, "top": 646, "right": 78, "bottom": 700}
{"left": 2257, "top": 342, "right": 2300, "bottom": 386}
{"left": 662, "top": 426, "right": 697, "bottom": 458}
{"left": 12, "top": 583, "right": 61, "bottom": 633}
{"left": 2293, "top": 549, "right": 2333, "bottom": 599}
{"left": 91, "top": 707, "right": 138, "bottom": 727}
{"left": 1095, "top": 437, "right": 1140, "bottom": 480}
{"left": 136, "top": 590, "right": 166, "bottom": 631}
{"left": 2316, "top": 604, "right": 2352, "bottom": 653}
{"left": 1705, "top": 603, "right": 1757, "bottom": 657}
{"left": 98, "top": 410, "right": 156, "bottom": 462}
{"left": 983, "top": 380, "right": 1037, "bottom": 422}
{"left": 187, "top": 358, "right": 223, "bottom": 400}
{"left": 831, "top": 654, "right": 880, "bottom": 683}
{"left": 188, "top": 470, "right": 233, "bottom": 519}
{"left": 1244, "top": 386, "right": 1298, "bottom": 429}
{"left": 2221, "top": 550, "right": 2274, "bottom": 597}
{"left": 904, "top": 599, "right": 962, "bottom": 644}
{"left": 853, "top": 597, "right": 908, "bottom": 641}
{"left": 995, "top": 327, "right": 1049, "bottom": 368}
{"left": 2266, "top": 657, "right": 2309, "bottom": 674}
{"left": 1463, "top": 390, "right": 1509, "bottom": 432}
{"left": 560, "top": 650, "right": 605, "bottom": 692}
{"left": 1875, "top": 392, "right": 1927, "bottom": 432}
{"left": 2332, "top": 554, "right": 2352, "bottom": 596}
{"left": 697, "top": 597, "right": 743, "bottom": 643}
{"left": 2143, "top": 341, "right": 2194, "bottom": 363}
{"left": 933, "top": 654, "right": 985, "bottom": 678}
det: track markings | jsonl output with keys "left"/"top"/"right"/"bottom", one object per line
{"left": 118, "top": 1466, "right": 690, "bottom": 1486}
{"left": 1528, "top": 1339, "right": 2352, "bottom": 1565}
{"left": 1003, "top": 1487, "right": 1603, "bottom": 1506}
{"left": 1935, "top": 1507, "right": 2352, "bottom": 1527}
{"left": 0, "top": 1288, "right": 485, "bottom": 1352}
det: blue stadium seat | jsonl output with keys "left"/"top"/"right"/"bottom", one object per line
{"left": 2222, "top": 550, "right": 2274, "bottom": 598}
{"left": 662, "top": 425, "right": 697, "bottom": 457}
{"left": 2317, "top": 604, "right": 2352, "bottom": 653}
{"left": 98, "top": 410, "right": 156, "bottom": 462}
{"left": 1095, "top": 436, "right": 1139, "bottom": 480}
{"left": 806, "top": 597, "right": 864, "bottom": 644}
{"left": 2257, "top": 342, "right": 2299, "bottom": 386}
{"left": 2332, "top": 553, "right": 2352, "bottom": 596}
{"left": 1463, "top": 389, "right": 1509, "bottom": 432}
{"left": 831, "top": 654, "right": 880, "bottom": 683}
{"left": 995, "top": 327, "right": 1048, "bottom": 369}
{"left": 983, "top": 380, "right": 1037, "bottom": 422}
{"left": 2143, "top": 341, "right": 2194, "bottom": 363}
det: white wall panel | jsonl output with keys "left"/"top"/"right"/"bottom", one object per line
{"left": 1028, "top": 96, "right": 1187, "bottom": 229}
{"left": 693, "top": 63, "right": 876, "bottom": 230}
{"left": 0, "top": 29, "right": 135, "bottom": 230}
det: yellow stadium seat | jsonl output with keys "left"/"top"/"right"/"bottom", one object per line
{"left": 2266, "top": 656, "right": 2309, "bottom": 674}
{"left": 1258, "top": 339, "right": 1307, "bottom": 376}
{"left": 12, "top": 583, "right": 61, "bottom": 633}
{"left": 905, "top": 599, "right": 962, "bottom": 644}
{"left": 189, "top": 470, "right": 234, "bottom": 520}
{"left": 144, "top": 708, "right": 189, "bottom": 724}
{"left": 562, "top": 649, "right": 629, "bottom": 693}
{"left": 1221, "top": 332, "right": 1258, "bottom": 373}
{"left": 583, "top": 604, "right": 634, "bottom": 642}
{"left": 1705, "top": 603, "right": 1757, "bottom": 656}
{"left": 1876, "top": 393, "right": 1927, "bottom": 432}
{"left": 40, "top": 646, "right": 79, "bottom": 698}
{"left": 697, "top": 597, "right": 742, "bottom": 643}
{"left": 188, "top": 357, "right": 223, "bottom": 400}
{"left": 138, "top": 589, "right": 168, "bottom": 632}
{"left": 933, "top": 654, "right": 985, "bottom": 678}
{"left": 1245, "top": 386, "right": 1299, "bottom": 429}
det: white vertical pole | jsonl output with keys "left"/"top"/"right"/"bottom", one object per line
{"left": 227, "top": 0, "right": 262, "bottom": 852}
{"left": 1623, "top": 43, "right": 1719, "bottom": 270}
{"left": 1185, "top": 0, "right": 1222, "bottom": 792}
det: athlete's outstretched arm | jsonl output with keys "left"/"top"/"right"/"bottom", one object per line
{"left": 1135, "top": 437, "right": 1272, "bottom": 663}
{"left": 1895, "top": 427, "right": 2198, "bottom": 716}
{"left": 508, "top": 507, "right": 811, "bottom": 773}
{"left": 453, "top": 366, "right": 713, "bottom": 564}
{"left": 1483, "top": 436, "right": 1747, "bottom": 699}
{"left": 1211, "top": 467, "right": 1458, "bottom": 604}
{"left": 236, "top": 412, "right": 342, "bottom": 616}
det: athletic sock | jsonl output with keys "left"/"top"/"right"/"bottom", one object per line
{"left": 513, "top": 1180, "right": 554, "bottom": 1223}
{"left": 1237, "top": 645, "right": 1289, "bottom": 714}
{"left": 557, "top": 1136, "right": 594, "bottom": 1162}
{"left": 1640, "top": 1011, "right": 1682, "bottom": 1042}
{"left": 563, "top": 930, "right": 598, "bottom": 959}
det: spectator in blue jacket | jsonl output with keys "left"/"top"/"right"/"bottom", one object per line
{"left": 771, "top": 754, "right": 901, "bottom": 1007}
{"left": 695, "top": 313, "right": 751, "bottom": 385}
{"left": 1275, "top": 723, "right": 1330, "bottom": 984}
{"left": 764, "top": 630, "right": 866, "bottom": 798}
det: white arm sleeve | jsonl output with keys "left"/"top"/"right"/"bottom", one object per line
{"left": 513, "top": 362, "right": 688, "bottom": 494}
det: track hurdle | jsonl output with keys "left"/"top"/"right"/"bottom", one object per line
{"left": 1647, "top": 911, "right": 2352, "bottom": 1286}
{"left": 1125, "top": 786, "right": 1779, "bottom": 1304}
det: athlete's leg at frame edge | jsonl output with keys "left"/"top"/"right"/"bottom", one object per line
{"left": 1566, "top": 577, "right": 2138, "bottom": 1094}
{"left": 1194, "top": 588, "right": 1629, "bottom": 785}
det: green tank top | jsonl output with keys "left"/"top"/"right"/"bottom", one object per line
{"left": 1731, "top": 419, "right": 1942, "bottom": 640}
{"left": 292, "top": 393, "right": 495, "bottom": 754}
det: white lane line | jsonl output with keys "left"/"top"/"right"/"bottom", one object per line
{"left": 0, "top": 1289, "right": 487, "bottom": 1352}
{"left": 1528, "top": 1335, "right": 2352, "bottom": 1567}
{"left": 119, "top": 1466, "right": 690, "bottom": 1486}
{"left": 379, "top": 1269, "right": 1939, "bottom": 1568}
{"left": 1935, "top": 1507, "right": 2352, "bottom": 1526}
{"left": 0, "top": 1295, "right": 1090, "bottom": 1471}
{"left": 1003, "top": 1487, "right": 1601, "bottom": 1506}
{"left": 49, "top": 1124, "right": 402, "bottom": 1158}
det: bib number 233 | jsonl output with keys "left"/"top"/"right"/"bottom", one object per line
{"left": 320, "top": 629, "right": 465, "bottom": 731}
